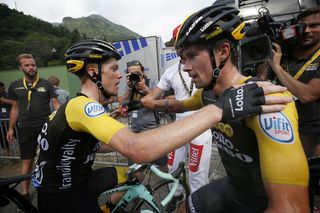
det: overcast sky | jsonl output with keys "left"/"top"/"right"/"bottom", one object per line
{"left": 1, "top": 0, "right": 218, "bottom": 42}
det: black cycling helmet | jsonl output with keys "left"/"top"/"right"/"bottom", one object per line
{"left": 175, "top": 5, "right": 245, "bottom": 49}
{"left": 65, "top": 39, "right": 121, "bottom": 74}
{"left": 175, "top": 5, "right": 245, "bottom": 90}
{"left": 65, "top": 39, "right": 121, "bottom": 99}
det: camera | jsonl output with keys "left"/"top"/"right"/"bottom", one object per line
{"left": 128, "top": 73, "right": 141, "bottom": 85}
{"left": 241, "top": 7, "right": 306, "bottom": 68}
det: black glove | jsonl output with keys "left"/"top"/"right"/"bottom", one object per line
{"left": 127, "top": 100, "right": 143, "bottom": 112}
{"left": 214, "top": 83, "right": 265, "bottom": 123}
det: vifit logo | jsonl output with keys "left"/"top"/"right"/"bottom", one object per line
{"left": 258, "top": 112, "right": 294, "bottom": 143}
{"left": 113, "top": 37, "right": 148, "bottom": 57}
{"left": 84, "top": 102, "right": 105, "bottom": 117}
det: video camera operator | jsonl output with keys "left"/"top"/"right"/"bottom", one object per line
{"left": 123, "top": 60, "right": 167, "bottom": 170}
{"left": 268, "top": 6, "right": 320, "bottom": 158}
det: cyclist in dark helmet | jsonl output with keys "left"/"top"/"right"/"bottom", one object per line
{"left": 32, "top": 37, "right": 292, "bottom": 213}
{"left": 141, "top": 5, "right": 310, "bottom": 213}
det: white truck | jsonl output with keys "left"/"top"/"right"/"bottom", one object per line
{"left": 113, "top": 36, "right": 180, "bottom": 96}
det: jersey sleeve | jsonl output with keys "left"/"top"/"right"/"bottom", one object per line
{"left": 246, "top": 92, "right": 309, "bottom": 186}
{"left": 157, "top": 69, "right": 171, "bottom": 92}
{"left": 182, "top": 89, "right": 204, "bottom": 111}
{"left": 65, "top": 96, "right": 126, "bottom": 144}
{"left": 8, "top": 81, "right": 18, "bottom": 101}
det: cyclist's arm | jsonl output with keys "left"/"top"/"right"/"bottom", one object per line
{"left": 141, "top": 89, "right": 203, "bottom": 113}
{"left": 66, "top": 96, "right": 221, "bottom": 163}
{"left": 109, "top": 104, "right": 222, "bottom": 163}
{"left": 8, "top": 100, "right": 18, "bottom": 130}
{"left": 246, "top": 92, "right": 309, "bottom": 213}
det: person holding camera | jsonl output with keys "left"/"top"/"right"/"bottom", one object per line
{"left": 268, "top": 6, "right": 320, "bottom": 158}
{"left": 141, "top": 5, "right": 309, "bottom": 213}
{"left": 123, "top": 60, "right": 167, "bottom": 170}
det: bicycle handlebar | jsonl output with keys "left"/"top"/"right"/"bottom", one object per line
{"left": 149, "top": 165, "right": 179, "bottom": 207}
{"left": 128, "top": 162, "right": 185, "bottom": 207}
{"left": 0, "top": 174, "right": 32, "bottom": 187}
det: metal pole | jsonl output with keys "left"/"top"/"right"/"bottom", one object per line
{"left": 297, "top": 0, "right": 302, "bottom": 12}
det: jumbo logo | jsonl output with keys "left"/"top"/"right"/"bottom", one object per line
{"left": 84, "top": 102, "right": 105, "bottom": 117}
{"left": 216, "top": 123, "right": 233, "bottom": 137}
{"left": 259, "top": 112, "right": 294, "bottom": 143}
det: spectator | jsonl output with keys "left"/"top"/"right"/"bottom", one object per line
{"left": 48, "top": 75, "right": 70, "bottom": 111}
{"left": 0, "top": 81, "right": 13, "bottom": 151}
{"left": 6, "top": 54, "right": 60, "bottom": 201}
{"left": 123, "top": 60, "right": 167, "bottom": 171}
{"left": 143, "top": 25, "right": 213, "bottom": 212}
{"left": 268, "top": 6, "right": 320, "bottom": 157}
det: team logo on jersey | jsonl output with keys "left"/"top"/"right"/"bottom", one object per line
{"left": 37, "top": 87, "right": 46, "bottom": 92}
{"left": 84, "top": 102, "right": 105, "bottom": 117}
{"left": 216, "top": 123, "right": 234, "bottom": 137}
{"left": 258, "top": 112, "right": 294, "bottom": 143}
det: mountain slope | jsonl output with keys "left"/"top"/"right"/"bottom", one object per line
{"left": 62, "top": 14, "right": 141, "bottom": 42}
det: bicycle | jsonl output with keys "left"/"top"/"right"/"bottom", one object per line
{"left": 99, "top": 161, "right": 190, "bottom": 213}
{"left": 0, "top": 162, "right": 189, "bottom": 213}
{"left": 0, "top": 173, "right": 38, "bottom": 213}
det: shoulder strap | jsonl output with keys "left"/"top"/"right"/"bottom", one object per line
{"left": 294, "top": 48, "right": 320, "bottom": 80}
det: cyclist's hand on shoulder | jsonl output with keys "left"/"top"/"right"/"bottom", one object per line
{"left": 214, "top": 81, "right": 292, "bottom": 122}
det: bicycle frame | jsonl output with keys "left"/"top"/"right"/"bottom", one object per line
{"left": 101, "top": 164, "right": 180, "bottom": 213}
{"left": 0, "top": 174, "right": 38, "bottom": 213}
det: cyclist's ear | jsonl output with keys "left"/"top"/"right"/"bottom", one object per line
{"left": 86, "top": 64, "right": 98, "bottom": 80}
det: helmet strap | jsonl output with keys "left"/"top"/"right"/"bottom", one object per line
{"left": 88, "top": 62, "right": 111, "bottom": 100}
{"left": 205, "top": 46, "right": 229, "bottom": 90}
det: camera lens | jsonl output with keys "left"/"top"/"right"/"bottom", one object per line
{"left": 129, "top": 73, "right": 141, "bottom": 84}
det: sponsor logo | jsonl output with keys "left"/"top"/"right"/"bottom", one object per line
{"left": 58, "top": 139, "right": 80, "bottom": 189}
{"left": 213, "top": 130, "right": 253, "bottom": 163}
{"left": 189, "top": 144, "right": 204, "bottom": 172}
{"left": 205, "top": 27, "right": 223, "bottom": 40}
{"left": 113, "top": 37, "right": 148, "bottom": 57}
{"left": 32, "top": 161, "right": 46, "bottom": 187}
{"left": 166, "top": 52, "right": 179, "bottom": 61}
{"left": 200, "top": 20, "right": 213, "bottom": 32}
{"left": 216, "top": 123, "right": 234, "bottom": 137}
{"left": 234, "top": 87, "right": 244, "bottom": 111}
{"left": 37, "top": 87, "right": 46, "bottom": 92}
{"left": 84, "top": 102, "right": 105, "bottom": 117}
{"left": 167, "top": 150, "right": 175, "bottom": 166}
{"left": 258, "top": 112, "right": 294, "bottom": 143}
{"left": 88, "top": 53, "right": 102, "bottom": 58}
{"left": 306, "top": 63, "right": 319, "bottom": 71}
{"left": 186, "top": 16, "right": 203, "bottom": 36}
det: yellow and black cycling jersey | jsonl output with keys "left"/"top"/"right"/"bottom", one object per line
{"left": 32, "top": 94, "right": 126, "bottom": 191}
{"left": 182, "top": 77, "right": 309, "bottom": 197}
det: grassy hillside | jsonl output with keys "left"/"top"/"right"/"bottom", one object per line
{"left": 62, "top": 14, "right": 141, "bottom": 42}
{"left": 0, "top": 66, "right": 80, "bottom": 98}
